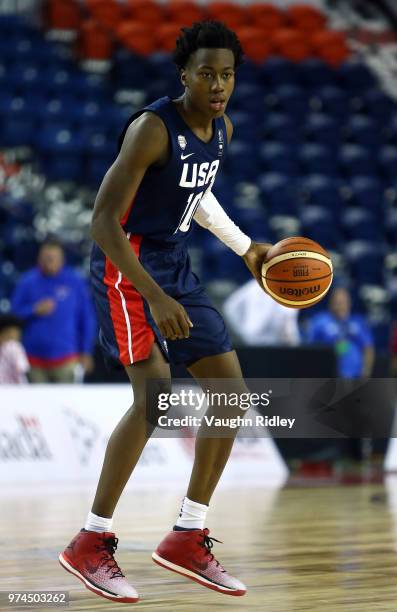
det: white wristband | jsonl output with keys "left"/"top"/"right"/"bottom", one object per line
{"left": 193, "top": 191, "right": 251, "bottom": 256}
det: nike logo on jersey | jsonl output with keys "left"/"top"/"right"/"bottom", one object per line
{"left": 181, "top": 152, "right": 195, "bottom": 160}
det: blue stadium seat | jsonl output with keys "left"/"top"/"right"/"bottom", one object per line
{"left": 0, "top": 96, "right": 36, "bottom": 146}
{"left": 36, "top": 96, "right": 78, "bottom": 128}
{"left": 258, "top": 172, "right": 298, "bottom": 215}
{"left": 260, "top": 57, "right": 299, "bottom": 87}
{"left": 344, "top": 114, "right": 379, "bottom": 148}
{"left": 0, "top": 260, "right": 17, "bottom": 298}
{"left": 298, "top": 58, "right": 338, "bottom": 88}
{"left": 227, "top": 111, "right": 258, "bottom": 143}
{"left": 300, "top": 174, "right": 343, "bottom": 211}
{"left": 259, "top": 141, "right": 298, "bottom": 175}
{"left": 36, "top": 126, "right": 85, "bottom": 182}
{"left": 262, "top": 112, "right": 301, "bottom": 144}
{"left": 272, "top": 84, "right": 308, "bottom": 116}
{"left": 113, "top": 50, "right": 152, "bottom": 90}
{"left": 339, "top": 144, "right": 375, "bottom": 177}
{"left": 342, "top": 208, "right": 383, "bottom": 242}
{"left": 345, "top": 240, "right": 385, "bottom": 284}
{"left": 350, "top": 176, "right": 384, "bottom": 211}
{"left": 230, "top": 82, "right": 265, "bottom": 113}
{"left": 300, "top": 205, "right": 343, "bottom": 249}
{"left": 224, "top": 140, "right": 259, "bottom": 181}
{"left": 385, "top": 209, "right": 397, "bottom": 243}
{"left": 304, "top": 112, "right": 339, "bottom": 148}
{"left": 235, "top": 59, "right": 259, "bottom": 84}
{"left": 299, "top": 143, "right": 338, "bottom": 175}
{"left": 362, "top": 88, "right": 395, "bottom": 124}
{"left": 147, "top": 53, "right": 181, "bottom": 98}
{"left": 231, "top": 205, "right": 268, "bottom": 239}
{"left": 309, "top": 85, "right": 347, "bottom": 117}
{"left": 337, "top": 62, "right": 377, "bottom": 93}
{"left": 378, "top": 146, "right": 397, "bottom": 181}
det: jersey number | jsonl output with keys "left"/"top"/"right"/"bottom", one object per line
{"left": 174, "top": 191, "right": 204, "bottom": 233}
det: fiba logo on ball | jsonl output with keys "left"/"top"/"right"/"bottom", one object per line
{"left": 292, "top": 265, "right": 309, "bottom": 277}
{"left": 178, "top": 135, "right": 187, "bottom": 150}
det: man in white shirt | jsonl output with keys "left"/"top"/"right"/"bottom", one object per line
{"left": 223, "top": 279, "right": 300, "bottom": 346}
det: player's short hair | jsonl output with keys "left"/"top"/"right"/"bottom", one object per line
{"left": 173, "top": 21, "right": 243, "bottom": 70}
{"left": 0, "top": 313, "right": 24, "bottom": 334}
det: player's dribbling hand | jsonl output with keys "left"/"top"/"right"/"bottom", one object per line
{"left": 242, "top": 241, "right": 273, "bottom": 289}
{"left": 148, "top": 293, "right": 193, "bottom": 340}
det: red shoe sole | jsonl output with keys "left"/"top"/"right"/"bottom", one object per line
{"left": 58, "top": 553, "right": 139, "bottom": 604}
{"left": 151, "top": 552, "right": 246, "bottom": 596}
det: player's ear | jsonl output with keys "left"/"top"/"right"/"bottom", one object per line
{"left": 180, "top": 68, "right": 187, "bottom": 88}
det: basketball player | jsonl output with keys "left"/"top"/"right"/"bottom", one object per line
{"left": 59, "top": 21, "right": 271, "bottom": 603}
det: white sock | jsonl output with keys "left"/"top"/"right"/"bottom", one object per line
{"left": 84, "top": 511, "right": 113, "bottom": 533}
{"left": 175, "top": 496, "right": 208, "bottom": 530}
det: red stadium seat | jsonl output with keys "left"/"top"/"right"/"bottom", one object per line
{"left": 85, "top": 0, "right": 126, "bottom": 31}
{"left": 205, "top": 2, "right": 247, "bottom": 30}
{"left": 47, "top": 0, "right": 81, "bottom": 31}
{"left": 125, "top": 0, "right": 164, "bottom": 27}
{"left": 310, "top": 30, "right": 350, "bottom": 66}
{"left": 286, "top": 4, "right": 326, "bottom": 32}
{"left": 156, "top": 23, "right": 184, "bottom": 52}
{"left": 115, "top": 21, "right": 156, "bottom": 55}
{"left": 164, "top": 1, "right": 205, "bottom": 27}
{"left": 79, "top": 18, "right": 113, "bottom": 60}
{"left": 236, "top": 27, "right": 273, "bottom": 63}
{"left": 245, "top": 3, "right": 286, "bottom": 30}
{"left": 271, "top": 28, "right": 311, "bottom": 62}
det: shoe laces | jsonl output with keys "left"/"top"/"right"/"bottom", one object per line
{"left": 95, "top": 535, "right": 125, "bottom": 579}
{"left": 199, "top": 528, "right": 225, "bottom": 571}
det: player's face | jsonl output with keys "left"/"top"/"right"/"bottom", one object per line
{"left": 181, "top": 48, "right": 235, "bottom": 116}
{"left": 38, "top": 245, "right": 64, "bottom": 276}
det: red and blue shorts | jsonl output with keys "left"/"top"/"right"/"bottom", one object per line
{"left": 90, "top": 235, "right": 233, "bottom": 369}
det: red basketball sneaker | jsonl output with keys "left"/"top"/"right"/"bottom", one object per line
{"left": 152, "top": 528, "right": 246, "bottom": 596}
{"left": 59, "top": 529, "right": 138, "bottom": 604}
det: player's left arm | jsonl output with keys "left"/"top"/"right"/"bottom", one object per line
{"left": 193, "top": 114, "right": 272, "bottom": 288}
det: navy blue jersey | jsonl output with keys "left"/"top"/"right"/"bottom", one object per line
{"left": 117, "top": 96, "right": 228, "bottom": 246}
{"left": 90, "top": 96, "right": 232, "bottom": 368}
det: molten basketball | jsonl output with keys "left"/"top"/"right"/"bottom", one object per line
{"left": 262, "top": 237, "right": 333, "bottom": 309}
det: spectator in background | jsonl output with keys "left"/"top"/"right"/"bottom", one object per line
{"left": 223, "top": 279, "right": 300, "bottom": 346}
{"left": 11, "top": 239, "right": 97, "bottom": 383}
{"left": 0, "top": 314, "right": 29, "bottom": 384}
{"left": 306, "top": 286, "right": 374, "bottom": 378}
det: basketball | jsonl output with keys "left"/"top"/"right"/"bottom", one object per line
{"left": 261, "top": 237, "right": 333, "bottom": 309}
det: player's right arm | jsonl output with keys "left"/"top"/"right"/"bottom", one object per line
{"left": 91, "top": 112, "right": 192, "bottom": 340}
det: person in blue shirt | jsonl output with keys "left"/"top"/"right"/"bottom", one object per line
{"left": 306, "top": 286, "right": 374, "bottom": 378}
{"left": 11, "top": 238, "right": 97, "bottom": 383}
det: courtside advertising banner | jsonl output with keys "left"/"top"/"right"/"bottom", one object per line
{"left": 0, "top": 385, "right": 288, "bottom": 488}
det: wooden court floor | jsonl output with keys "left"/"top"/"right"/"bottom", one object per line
{"left": 2, "top": 481, "right": 397, "bottom": 611}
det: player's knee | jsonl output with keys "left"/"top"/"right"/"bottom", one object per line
{"left": 131, "top": 380, "right": 172, "bottom": 426}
